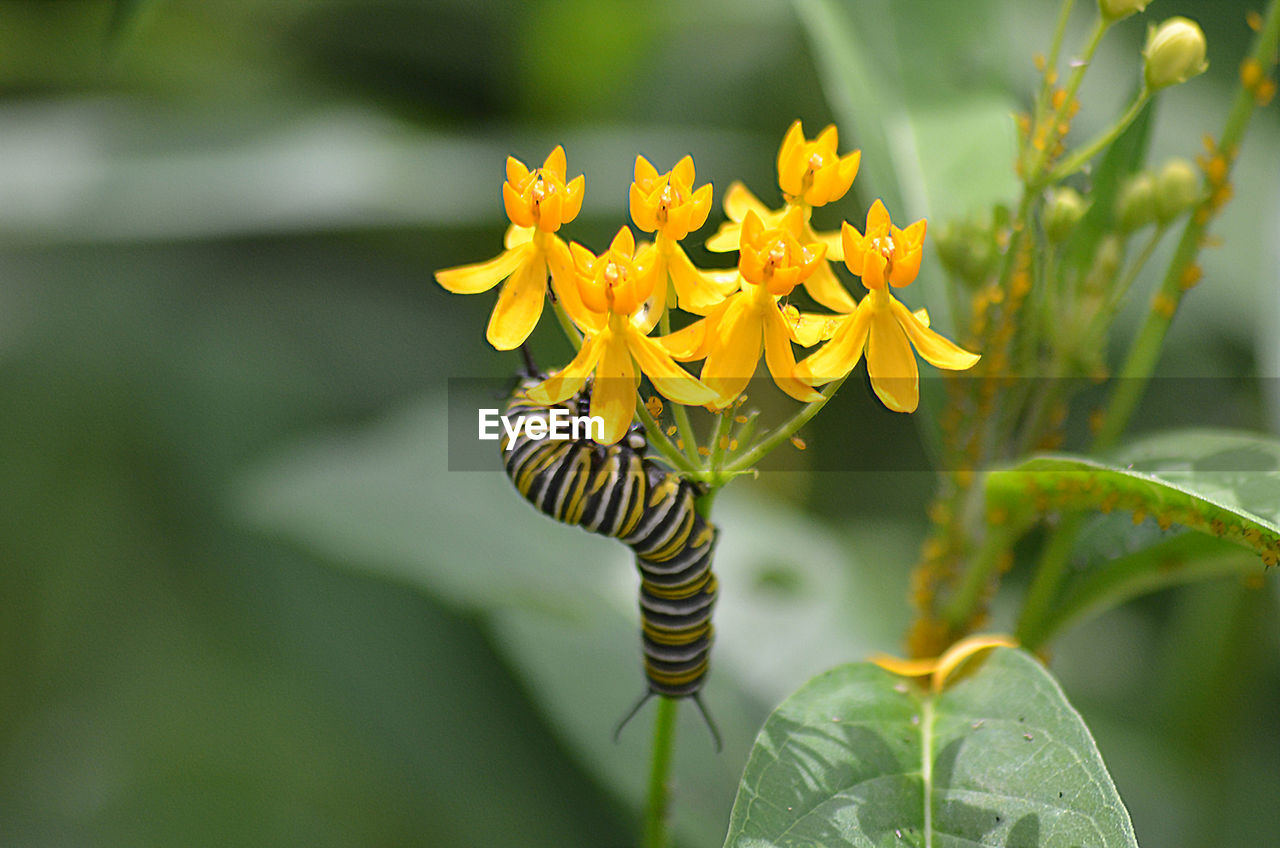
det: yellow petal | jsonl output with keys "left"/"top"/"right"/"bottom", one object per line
{"left": 775, "top": 121, "right": 805, "bottom": 187}
{"left": 701, "top": 296, "right": 762, "bottom": 407}
{"left": 548, "top": 238, "right": 601, "bottom": 334}
{"left": 722, "top": 181, "right": 771, "bottom": 223}
{"left": 435, "top": 243, "right": 532, "bottom": 294}
{"left": 591, "top": 335, "right": 638, "bottom": 444}
{"left": 562, "top": 175, "right": 585, "bottom": 224}
{"left": 763, "top": 307, "right": 823, "bottom": 402}
{"left": 486, "top": 252, "right": 547, "bottom": 350}
{"left": 809, "top": 225, "right": 844, "bottom": 261}
{"left": 505, "top": 156, "right": 530, "bottom": 186}
{"left": 890, "top": 298, "right": 981, "bottom": 370}
{"left": 504, "top": 224, "right": 534, "bottom": 250}
{"left": 526, "top": 332, "right": 605, "bottom": 405}
{"left": 503, "top": 182, "right": 534, "bottom": 228}
{"left": 672, "top": 154, "right": 696, "bottom": 187}
{"left": 543, "top": 145, "right": 567, "bottom": 180}
{"left": 659, "top": 314, "right": 710, "bottom": 361}
{"left": 866, "top": 306, "right": 919, "bottom": 412}
{"left": 705, "top": 221, "right": 742, "bottom": 253}
{"left": 794, "top": 304, "right": 869, "bottom": 385}
{"left": 866, "top": 199, "right": 891, "bottom": 236}
{"left": 634, "top": 154, "right": 659, "bottom": 184}
{"left": 801, "top": 258, "right": 857, "bottom": 313}
{"left": 788, "top": 310, "right": 840, "bottom": 347}
{"left": 668, "top": 242, "right": 732, "bottom": 314}
{"left": 627, "top": 330, "right": 718, "bottom": 406}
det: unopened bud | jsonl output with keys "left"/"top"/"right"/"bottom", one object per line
{"left": 1144, "top": 17, "right": 1208, "bottom": 90}
{"left": 1153, "top": 158, "right": 1200, "bottom": 222}
{"left": 1044, "top": 188, "right": 1089, "bottom": 242}
{"left": 1115, "top": 173, "right": 1156, "bottom": 232}
{"left": 1100, "top": 0, "right": 1150, "bottom": 22}
{"left": 1084, "top": 234, "right": 1125, "bottom": 294}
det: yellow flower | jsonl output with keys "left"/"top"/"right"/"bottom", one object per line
{"left": 796, "top": 200, "right": 980, "bottom": 413}
{"left": 776, "top": 120, "right": 861, "bottom": 208}
{"left": 705, "top": 121, "right": 860, "bottom": 313}
{"left": 662, "top": 208, "right": 828, "bottom": 408}
{"left": 527, "top": 227, "right": 717, "bottom": 445}
{"left": 630, "top": 155, "right": 737, "bottom": 316}
{"left": 503, "top": 145, "right": 585, "bottom": 233}
{"left": 435, "top": 146, "right": 585, "bottom": 350}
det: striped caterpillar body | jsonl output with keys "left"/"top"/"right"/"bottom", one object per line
{"left": 501, "top": 377, "right": 720, "bottom": 744}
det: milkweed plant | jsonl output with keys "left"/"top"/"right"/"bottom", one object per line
{"left": 433, "top": 1, "right": 1280, "bottom": 845}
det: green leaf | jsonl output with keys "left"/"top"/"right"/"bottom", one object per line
{"left": 722, "top": 648, "right": 1138, "bottom": 847}
{"left": 986, "top": 429, "right": 1280, "bottom": 567}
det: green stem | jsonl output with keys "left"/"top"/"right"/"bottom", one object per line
{"left": 641, "top": 696, "right": 679, "bottom": 848}
{"left": 722, "top": 375, "right": 847, "bottom": 476}
{"left": 550, "top": 296, "right": 582, "bottom": 351}
{"left": 1096, "top": 0, "right": 1280, "bottom": 450}
{"left": 1029, "top": 0, "right": 1079, "bottom": 154}
{"left": 1015, "top": 512, "right": 1084, "bottom": 646}
{"left": 1098, "top": 223, "right": 1165, "bottom": 320}
{"left": 655, "top": 247, "right": 703, "bottom": 465}
{"left": 942, "top": 520, "right": 1017, "bottom": 629}
{"left": 707, "top": 405, "right": 735, "bottom": 476}
{"left": 1026, "top": 15, "right": 1111, "bottom": 185}
{"left": 1042, "top": 91, "right": 1151, "bottom": 186}
{"left": 636, "top": 398, "right": 700, "bottom": 476}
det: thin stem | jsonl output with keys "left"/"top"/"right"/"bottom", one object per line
{"left": 1026, "top": 15, "right": 1111, "bottom": 185}
{"left": 942, "top": 521, "right": 1017, "bottom": 629}
{"left": 1029, "top": 0, "right": 1079, "bottom": 151}
{"left": 708, "top": 406, "right": 735, "bottom": 474}
{"left": 1015, "top": 512, "right": 1084, "bottom": 645}
{"left": 636, "top": 398, "right": 700, "bottom": 476}
{"left": 722, "top": 375, "right": 847, "bottom": 476}
{"left": 641, "top": 696, "right": 679, "bottom": 848}
{"left": 1099, "top": 223, "right": 1165, "bottom": 319}
{"left": 1043, "top": 90, "right": 1151, "bottom": 185}
{"left": 656, "top": 246, "right": 704, "bottom": 465}
{"left": 550, "top": 296, "right": 582, "bottom": 351}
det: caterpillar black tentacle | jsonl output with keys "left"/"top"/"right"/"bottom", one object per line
{"left": 501, "top": 376, "right": 721, "bottom": 748}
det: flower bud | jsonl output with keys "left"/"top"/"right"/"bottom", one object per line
{"left": 1115, "top": 172, "right": 1156, "bottom": 232}
{"left": 1153, "top": 158, "right": 1201, "bottom": 223}
{"left": 1044, "top": 187, "right": 1089, "bottom": 242}
{"left": 1099, "top": 0, "right": 1150, "bottom": 22}
{"left": 1084, "top": 234, "right": 1125, "bottom": 294}
{"left": 1144, "top": 17, "right": 1208, "bottom": 90}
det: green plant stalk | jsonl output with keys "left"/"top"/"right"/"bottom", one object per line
{"left": 1042, "top": 90, "right": 1151, "bottom": 185}
{"left": 550, "top": 296, "right": 583, "bottom": 350}
{"left": 1028, "top": 0, "right": 1079, "bottom": 155}
{"left": 635, "top": 399, "right": 700, "bottom": 475}
{"left": 1097, "top": 0, "right": 1280, "bottom": 449}
{"left": 942, "top": 520, "right": 1018, "bottom": 629}
{"left": 1025, "top": 14, "right": 1111, "bottom": 185}
{"left": 641, "top": 695, "right": 679, "bottom": 848}
{"left": 1015, "top": 512, "right": 1084, "bottom": 646}
{"left": 707, "top": 405, "right": 736, "bottom": 474}
{"left": 721, "top": 375, "right": 848, "bottom": 477}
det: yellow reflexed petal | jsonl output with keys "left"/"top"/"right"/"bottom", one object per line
{"left": 801, "top": 258, "right": 857, "bottom": 313}
{"left": 668, "top": 242, "right": 732, "bottom": 314}
{"left": 794, "top": 304, "right": 869, "bottom": 385}
{"left": 890, "top": 298, "right": 981, "bottom": 370}
{"left": 659, "top": 314, "right": 710, "bottom": 361}
{"left": 526, "top": 332, "right": 606, "bottom": 405}
{"left": 788, "top": 310, "right": 841, "bottom": 347}
{"left": 627, "top": 329, "right": 718, "bottom": 406}
{"left": 542, "top": 145, "right": 567, "bottom": 181}
{"left": 722, "top": 181, "right": 772, "bottom": 223}
{"left": 504, "top": 223, "right": 534, "bottom": 250}
{"left": 866, "top": 306, "right": 919, "bottom": 412}
{"left": 485, "top": 252, "right": 547, "bottom": 350}
{"left": 913, "top": 307, "right": 930, "bottom": 328}
{"left": 591, "top": 335, "right": 638, "bottom": 444}
{"left": 810, "top": 225, "right": 844, "bottom": 261}
{"left": 435, "top": 243, "right": 533, "bottom": 294}
{"left": 701, "top": 296, "right": 762, "bottom": 407}
{"left": 562, "top": 175, "right": 585, "bottom": 224}
{"left": 705, "top": 221, "right": 741, "bottom": 253}
{"left": 763, "top": 307, "right": 823, "bottom": 402}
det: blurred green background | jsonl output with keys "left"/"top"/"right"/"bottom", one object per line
{"left": 2, "top": 1, "right": 1278, "bottom": 846}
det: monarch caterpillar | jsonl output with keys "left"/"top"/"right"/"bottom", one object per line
{"left": 501, "top": 371, "right": 721, "bottom": 748}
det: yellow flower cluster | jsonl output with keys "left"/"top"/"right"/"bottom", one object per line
{"left": 435, "top": 122, "right": 980, "bottom": 444}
